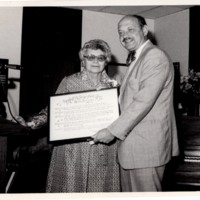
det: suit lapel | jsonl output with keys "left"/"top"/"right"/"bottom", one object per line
{"left": 119, "top": 41, "right": 154, "bottom": 104}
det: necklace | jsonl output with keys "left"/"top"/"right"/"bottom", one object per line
{"left": 86, "top": 72, "right": 101, "bottom": 88}
{"left": 88, "top": 77, "right": 101, "bottom": 88}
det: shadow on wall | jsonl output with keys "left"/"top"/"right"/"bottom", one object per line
{"left": 148, "top": 31, "right": 157, "bottom": 45}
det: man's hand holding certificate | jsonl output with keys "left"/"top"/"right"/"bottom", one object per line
{"left": 92, "top": 128, "right": 115, "bottom": 144}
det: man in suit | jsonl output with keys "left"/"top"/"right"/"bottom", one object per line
{"left": 92, "top": 15, "right": 179, "bottom": 191}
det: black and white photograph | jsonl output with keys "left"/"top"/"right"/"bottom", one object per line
{"left": 0, "top": 1, "right": 200, "bottom": 199}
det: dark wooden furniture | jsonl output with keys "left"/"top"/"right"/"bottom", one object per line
{"left": 0, "top": 117, "right": 29, "bottom": 193}
{"left": 174, "top": 116, "right": 200, "bottom": 190}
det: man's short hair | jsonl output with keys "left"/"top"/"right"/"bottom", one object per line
{"left": 132, "top": 15, "right": 147, "bottom": 28}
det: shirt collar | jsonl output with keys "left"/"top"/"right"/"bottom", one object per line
{"left": 135, "top": 39, "right": 150, "bottom": 59}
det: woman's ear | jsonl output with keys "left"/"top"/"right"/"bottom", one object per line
{"left": 81, "top": 61, "right": 85, "bottom": 70}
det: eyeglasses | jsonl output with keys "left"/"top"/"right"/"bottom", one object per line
{"left": 84, "top": 55, "right": 107, "bottom": 62}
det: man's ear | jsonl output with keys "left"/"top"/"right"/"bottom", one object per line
{"left": 142, "top": 25, "right": 148, "bottom": 37}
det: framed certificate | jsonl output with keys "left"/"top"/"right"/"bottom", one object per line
{"left": 49, "top": 87, "right": 119, "bottom": 141}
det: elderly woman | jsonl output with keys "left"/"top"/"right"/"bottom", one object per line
{"left": 16, "top": 39, "right": 120, "bottom": 192}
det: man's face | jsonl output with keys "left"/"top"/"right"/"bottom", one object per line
{"left": 118, "top": 17, "right": 147, "bottom": 52}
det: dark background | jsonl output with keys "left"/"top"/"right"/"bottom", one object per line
{"left": 20, "top": 7, "right": 82, "bottom": 117}
{"left": 8, "top": 7, "right": 82, "bottom": 193}
{"left": 189, "top": 6, "right": 200, "bottom": 72}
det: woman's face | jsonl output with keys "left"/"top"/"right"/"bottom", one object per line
{"left": 83, "top": 49, "right": 107, "bottom": 74}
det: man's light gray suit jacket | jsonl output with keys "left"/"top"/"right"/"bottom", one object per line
{"left": 108, "top": 41, "right": 179, "bottom": 169}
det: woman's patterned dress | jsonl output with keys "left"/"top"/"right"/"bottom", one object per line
{"left": 30, "top": 69, "right": 120, "bottom": 192}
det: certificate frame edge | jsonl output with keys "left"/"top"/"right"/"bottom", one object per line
{"left": 49, "top": 87, "right": 119, "bottom": 142}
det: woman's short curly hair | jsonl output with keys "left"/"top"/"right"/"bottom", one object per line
{"left": 79, "top": 39, "right": 111, "bottom": 62}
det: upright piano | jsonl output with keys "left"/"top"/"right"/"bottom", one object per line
{"left": 174, "top": 116, "right": 200, "bottom": 190}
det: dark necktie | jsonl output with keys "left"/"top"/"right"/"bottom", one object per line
{"left": 126, "top": 51, "right": 136, "bottom": 66}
